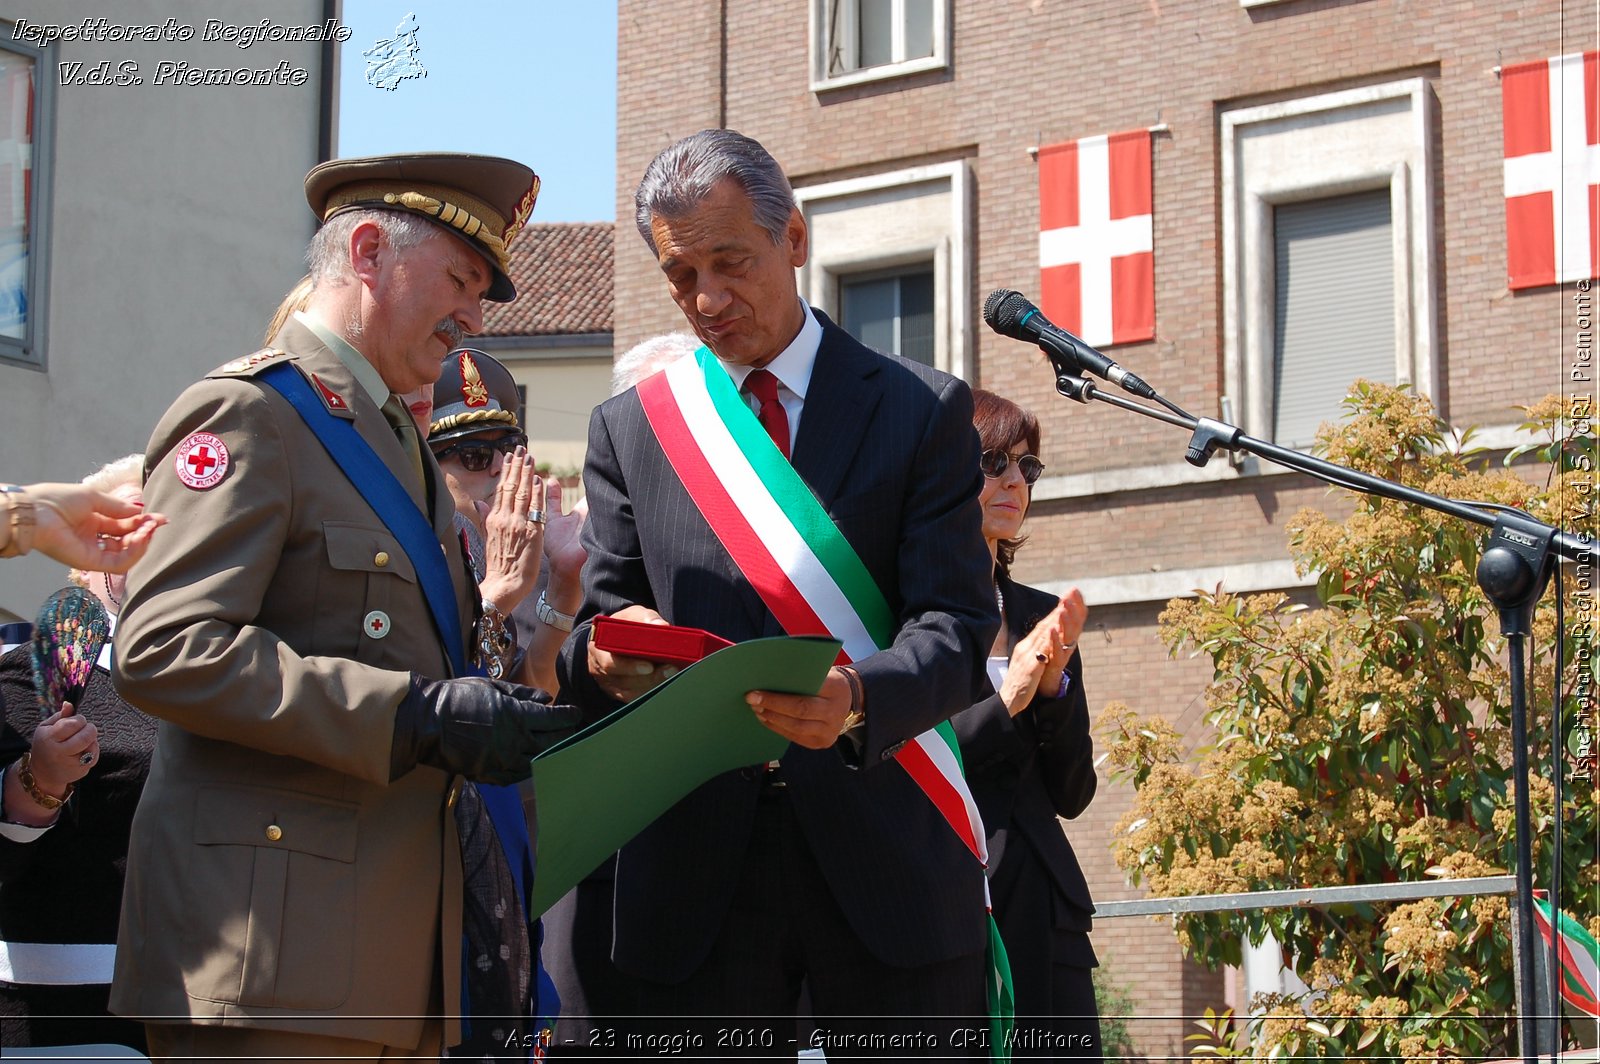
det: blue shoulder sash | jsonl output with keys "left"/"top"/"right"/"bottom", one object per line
{"left": 259, "top": 363, "right": 467, "bottom": 676}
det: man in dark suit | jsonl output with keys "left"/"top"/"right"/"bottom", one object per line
{"left": 556, "top": 129, "right": 1000, "bottom": 1056}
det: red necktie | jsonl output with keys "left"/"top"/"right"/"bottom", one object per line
{"left": 745, "top": 369, "right": 791, "bottom": 460}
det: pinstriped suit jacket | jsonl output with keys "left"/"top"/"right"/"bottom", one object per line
{"left": 558, "top": 310, "right": 1001, "bottom": 980}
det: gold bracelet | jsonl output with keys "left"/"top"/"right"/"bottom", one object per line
{"left": 0, "top": 485, "right": 34, "bottom": 559}
{"left": 16, "top": 752, "right": 71, "bottom": 810}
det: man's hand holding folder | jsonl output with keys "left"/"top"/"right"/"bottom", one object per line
{"left": 589, "top": 607, "right": 864, "bottom": 751}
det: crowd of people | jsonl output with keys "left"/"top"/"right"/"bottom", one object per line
{"left": 0, "top": 130, "right": 1101, "bottom": 1061}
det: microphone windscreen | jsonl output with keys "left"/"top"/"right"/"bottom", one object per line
{"left": 982, "top": 289, "right": 1032, "bottom": 337}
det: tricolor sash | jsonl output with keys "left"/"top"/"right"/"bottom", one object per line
{"left": 637, "top": 347, "right": 1014, "bottom": 1058}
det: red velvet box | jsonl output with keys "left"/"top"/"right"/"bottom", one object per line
{"left": 591, "top": 615, "right": 734, "bottom": 665}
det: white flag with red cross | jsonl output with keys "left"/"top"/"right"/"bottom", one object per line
{"left": 1502, "top": 50, "right": 1600, "bottom": 289}
{"left": 1037, "top": 129, "right": 1154, "bottom": 348}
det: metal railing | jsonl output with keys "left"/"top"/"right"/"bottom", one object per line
{"left": 1093, "top": 875, "right": 1591, "bottom": 1057}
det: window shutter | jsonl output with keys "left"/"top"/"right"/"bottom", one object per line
{"left": 1272, "top": 189, "right": 1395, "bottom": 447}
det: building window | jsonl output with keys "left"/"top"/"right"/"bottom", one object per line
{"left": 794, "top": 162, "right": 972, "bottom": 378}
{"left": 841, "top": 267, "right": 935, "bottom": 364}
{"left": 1272, "top": 190, "right": 1395, "bottom": 447}
{"left": 0, "top": 27, "right": 48, "bottom": 368}
{"left": 1221, "top": 79, "right": 1436, "bottom": 445}
{"left": 811, "top": 0, "right": 947, "bottom": 91}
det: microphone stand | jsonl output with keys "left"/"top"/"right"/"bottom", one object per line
{"left": 1045, "top": 358, "right": 1592, "bottom": 1063}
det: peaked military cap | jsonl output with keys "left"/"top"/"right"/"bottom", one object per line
{"left": 429, "top": 347, "right": 522, "bottom": 445}
{"left": 305, "top": 153, "right": 539, "bottom": 302}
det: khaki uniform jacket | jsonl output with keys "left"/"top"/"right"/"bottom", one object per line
{"left": 110, "top": 317, "right": 475, "bottom": 1049}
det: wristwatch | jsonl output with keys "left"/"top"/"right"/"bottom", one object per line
{"left": 535, "top": 590, "right": 575, "bottom": 632}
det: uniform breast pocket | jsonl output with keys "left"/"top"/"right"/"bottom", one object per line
{"left": 318, "top": 522, "right": 418, "bottom": 663}
{"left": 187, "top": 785, "right": 359, "bottom": 1010}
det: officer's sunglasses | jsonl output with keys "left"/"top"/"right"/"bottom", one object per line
{"left": 432, "top": 433, "right": 527, "bottom": 473}
{"left": 980, "top": 448, "right": 1045, "bottom": 485}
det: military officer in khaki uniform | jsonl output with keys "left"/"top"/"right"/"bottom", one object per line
{"left": 111, "top": 154, "right": 577, "bottom": 1060}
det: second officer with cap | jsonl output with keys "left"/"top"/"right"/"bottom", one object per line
{"left": 430, "top": 346, "right": 531, "bottom": 537}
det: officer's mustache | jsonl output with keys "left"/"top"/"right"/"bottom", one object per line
{"left": 435, "top": 319, "right": 464, "bottom": 347}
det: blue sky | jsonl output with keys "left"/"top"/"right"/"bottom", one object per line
{"left": 336, "top": 0, "right": 617, "bottom": 223}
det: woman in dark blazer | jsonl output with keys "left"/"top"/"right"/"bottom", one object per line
{"left": 951, "top": 390, "right": 1102, "bottom": 1060}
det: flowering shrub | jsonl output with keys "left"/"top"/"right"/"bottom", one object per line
{"left": 1105, "top": 382, "right": 1599, "bottom": 1058}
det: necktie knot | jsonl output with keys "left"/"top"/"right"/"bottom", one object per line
{"left": 380, "top": 395, "right": 410, "bottom": 434}
{"left": 745, "top": 368, "right": 780, "bottom": 405}
{"left": 744, "top": 369, "right": 790, "bottom": 459}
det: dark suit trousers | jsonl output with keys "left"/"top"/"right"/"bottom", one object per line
{"left": 557, "top": 784, "right": 985, "bottom": 1060}
{"left": 990, "top": 840, "right": 1103, "bottom": 1061}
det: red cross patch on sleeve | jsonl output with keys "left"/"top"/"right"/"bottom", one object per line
{"left": 174, "top": 432, "right": 230, "bottom": 490}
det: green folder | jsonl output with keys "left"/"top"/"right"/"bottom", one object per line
{"left": 528, "top": 634, "right": 842, "bottom": 916}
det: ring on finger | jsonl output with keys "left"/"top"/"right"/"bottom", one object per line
{"left": 526, "top": 508, "right": 546, "bottom": 525}
{"left": 79, "top": 751, "right": 96, "bottom": 766}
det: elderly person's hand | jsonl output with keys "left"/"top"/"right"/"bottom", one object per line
{"left": 540, "top": 478, "right": 587, "bottom": 619}
{"left": 477, "top": 448, "right": 544, "bottom": 613}
{"left": 999, "top": 588, "right": 1087, "bottom": 716}
{"left": 4, "top": 704, "right": 100, "bottom": 827}
{"left": 2, "top": 482, "right": 166, "bottom": 572}
{"left": 541, "top": 479, "right": 588, "bottom": 588}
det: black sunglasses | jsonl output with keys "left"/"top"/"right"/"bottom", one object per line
{"left": 432, "top": 433, "right": 527, "bottom": 473}
{"left": 980, "top": 448, "right": 1045, "bottom": 485}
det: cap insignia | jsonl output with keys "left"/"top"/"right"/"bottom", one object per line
{"left": 459, "top": 351, "right": 490, "bottom": 408}
{"left": 506, "top": 177, "right": 541, "bottom": 248}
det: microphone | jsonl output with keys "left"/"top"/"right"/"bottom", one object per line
{"left": 982, "top": 289, "right": 1156, "bottom": 399}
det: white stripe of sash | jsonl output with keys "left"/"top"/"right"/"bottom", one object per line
{"left": 665, "top": 359, "right": 879, "bottom": 660}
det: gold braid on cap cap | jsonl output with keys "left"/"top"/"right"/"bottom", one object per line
{"left": 430, "top": 409, "right": 520, "bottom": 435}
{"left": 384, "top": 191, "right": 509, "bottom": 271}
{"left": 321, "top": 182, "right": 511, "bottom": 274}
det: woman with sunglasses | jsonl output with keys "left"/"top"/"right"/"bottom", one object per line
{"left": 951, "top": 389, "right": 1102, "bottom": 1060}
